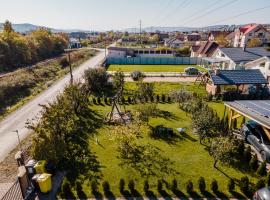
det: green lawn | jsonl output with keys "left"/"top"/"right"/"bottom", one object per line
{"left": 108, "top": 65, "right": 208, "bottom": 72}
{"left": 63, "top": 83, "right": 259, "bottom": 199}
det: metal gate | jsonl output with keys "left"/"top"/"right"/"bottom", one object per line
{"left": 1, "top": 180, "right": 23, "bottom": 200}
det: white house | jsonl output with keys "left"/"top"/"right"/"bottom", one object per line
{"left": 164, "top": 37, "right": 184, "bottom": 48}
{"left": 245, "top": 56, "right": 270, "bottom": 83}
{"left": 211, "top": 47, "right": 270, "bottom": 70}
{"left": 233, "top": 24, "right": 270, "bottom": 47}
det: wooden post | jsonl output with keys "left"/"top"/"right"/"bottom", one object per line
{"left": 229, "top": 109, "right": 234, "bottom": 129}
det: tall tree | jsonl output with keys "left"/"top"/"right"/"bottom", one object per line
{"left": 3, "top": 20, "right": 14, "bottom": 33}
{"left": 210, "top": 136, "right": 242, "bottom": 168}
{"left": 247, "top": 38, "right": 262, "bottom": 48}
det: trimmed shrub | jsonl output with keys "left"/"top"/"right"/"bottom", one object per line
{"left": 104, "top": 97, "right": 108, "bottom": 105}
{"left": 249, "top": 155, "right": 258, "bottom": 171}
{"left": 102, "top": 181, "right": 110, "bottom": 193}
{"left": 156, "top": 94, "right": 160, "bottom": 102}
{"left": 144, "top": 180, "right": 149, "bottom": 193}
{"left": 255, "top": 179, "right": 265, "bottom": 190}
{"left": 198, "top": 177, "right": 206, "bottom": 193}
{"left": 228, "top": 179, "right": 235, "bottom": 192}
{"left": 131, "top": 70, "right": 145, "bottom": 81}
{"left": 97, "top": 97, "right": 101, "bottom": 105}
{"left": 145, "top": 96, "right": 148, "bottom": 103}
{"left": 186, "top": 180, "right": 193, "bottom": 194}
{"left": 211, "top": 179, "right": 218, "bottom": 193}
{"left": 257, "top": 161, "right": 267, "bottom": 176}
{"left": 93, "top": 98, "right": 97, "bottom": 104}
{"left": 91, "top": 181, "right": 98, "bottom": 194}
{"left": 161, "top": 94, "right": 166, "bottom": 103}
{"left": 76, "top": 181, "right": 86, "bottom": 198}
{"left": 243, "top": 146, "right": 252, "bottom": 163}
{"left": 128, "top": 180, "right": 135, "bottom": 192}
{"left": 119, "top": 179, "right": 125, "bottom": 193}
{"left": 157, "top": 180, "right": 163, "bottom": 191}
{"left": 128, "top": 97, "right": 132, "bottom": 104}
{"left": 239, "top": 176, "right": 249, "bottom": 194}
{"left": 61, "top": 179, "right": 74, "bottom": 198}
{"left": 171, "top": 179, "right": 177, "bottom": 191}
{"left": 121, "top": 97, "right": 126, "bottom": 104}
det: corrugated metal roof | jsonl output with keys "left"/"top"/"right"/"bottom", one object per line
{"left": 225, "top": 100, "right": 270, "bottom": 129}
{"left": 209, "top": 69, "right": 268, "bottom": 85}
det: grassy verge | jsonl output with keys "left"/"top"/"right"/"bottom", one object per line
{"left": 108, "top": 65, "right": 207, "bottom": 73}
{"left": 0, "top": 49, "right": 96, "bottom": 120}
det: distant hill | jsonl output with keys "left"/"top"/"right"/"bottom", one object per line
{"left": 0, "top": 23, "right": 90, "bottom": 33}
{"left": 122, "top": 25, "right": 238, "bottom": 33}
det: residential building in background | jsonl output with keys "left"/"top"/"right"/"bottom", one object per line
{"left": 191, "top": 41, "right": 219, "bottom": 57}
{"left": 233, "top": 24, "right": 270, "bottom": 47}
{"left": 211, "top": 47, "right": 270, "bottom": 70}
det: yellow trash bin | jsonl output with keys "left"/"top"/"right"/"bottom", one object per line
{"left": 34, "top": 160, "right": 46, "bottom": 174}
{"left": 37, "top": 173, "right": 52, "bottom": 193}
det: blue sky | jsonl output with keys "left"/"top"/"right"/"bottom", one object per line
{"left": 0, "top": 0, "right": 270, "bottom": 30}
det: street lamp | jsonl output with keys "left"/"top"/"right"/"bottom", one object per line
{"left": 64, "top": 48, "right": 73, "bottom": 84}
{"left": 13, "top": 130, "right": 23, "bottom": 152}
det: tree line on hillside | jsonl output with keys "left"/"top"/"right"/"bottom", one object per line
{"left": 0, "top": 20, "right": 69, "bottom": 72}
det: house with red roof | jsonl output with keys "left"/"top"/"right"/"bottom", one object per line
{"left": 190, "top": 41, "right": 219, "bottom": 57}
{"left": 233, "top": 24, "right": 270, "bottom": 47}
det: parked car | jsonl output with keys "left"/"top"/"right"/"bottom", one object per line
{"left": 253, "top": 187, "right": 270, "bottom": 200}
{"left": 184, "top": 67, "right": 199, "bottom": 75}
{"left": 241, "top": 120, "right": 270, "bottom": 162}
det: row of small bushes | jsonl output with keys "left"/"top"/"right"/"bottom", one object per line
{"left": 92, "top": 94, "right": 172, "bottom": 105}
{"left": 61, "top": 175, "right": 269, "bottom": 198}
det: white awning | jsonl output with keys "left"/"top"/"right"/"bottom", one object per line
{"left": 202, "top": 57, "right": 230, "bottom": 63}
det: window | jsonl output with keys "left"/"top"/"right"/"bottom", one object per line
{"left": 259, "top": 62, "right": 265, "bottom": 68}
{"left": 258, "top": 32, "right": 264, "bottom": 37}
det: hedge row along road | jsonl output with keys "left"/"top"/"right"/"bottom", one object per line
{"left": 0, "top": 49, "right": 105, "bottom": 162}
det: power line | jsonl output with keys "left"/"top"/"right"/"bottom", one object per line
{"left": 180, "top": 0, "right": 240, "bottom": 26}
{"left": 179, "top": 0, "right": 221, "bottom": 25}
{"left": 206, "top": 4, "right": 270, "bottom": 26}
{"left": 150, "top": 0, "right": 176, "bottom": 27}
{"left": 154, "top": 0, "right": 191, "bottom": 27}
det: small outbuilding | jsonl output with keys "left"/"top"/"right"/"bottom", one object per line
{"left": 196, "top": 69, "right": 268, "bottom": 95}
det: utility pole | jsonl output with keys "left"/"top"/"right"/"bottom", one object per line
{"left": 14, "top": 130, "right": 23, "bottom": 152}
{"left": 139, "top": 20, "right": 142, "bottom": 45}
{"left": 65, "top": 49, "right": 73, "bottom": 84}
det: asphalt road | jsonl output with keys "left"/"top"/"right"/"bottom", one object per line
{"left": 0, "top": 50, "right": 105, "bottom": 162}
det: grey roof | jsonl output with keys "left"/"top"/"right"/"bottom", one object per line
{"left": 225, "top": 101, "right": 270, "bottom": 129}
{"left": 209, "top": 69, "right": 268, "bottom": 85}
{"left": 220, "top": 47, "right": 270, "bottom": 64}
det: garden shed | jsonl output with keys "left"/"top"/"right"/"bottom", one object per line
{"left": 196, "top": 69, "right": 268, "bottom": 95}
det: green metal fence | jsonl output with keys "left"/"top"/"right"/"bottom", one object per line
{"left": 106, "top": 57, "right": 203, "bottom": 65}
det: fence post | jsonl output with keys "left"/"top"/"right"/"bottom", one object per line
{"left": 17, "top": 167, "right": 29, "bottom": 199}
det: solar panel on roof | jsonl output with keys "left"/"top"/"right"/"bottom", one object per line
{"left": 210, "top": 70, "right": 268, "bottom": 85}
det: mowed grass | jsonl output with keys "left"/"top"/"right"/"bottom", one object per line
{"left": 76, "top": 103, "right": 258, "bottom": 198}
{"left": 108, "top": 65, "right": 208, "bottom": 72}
{"left": 67, "top": 83, "right": 257, "bottom": 199}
